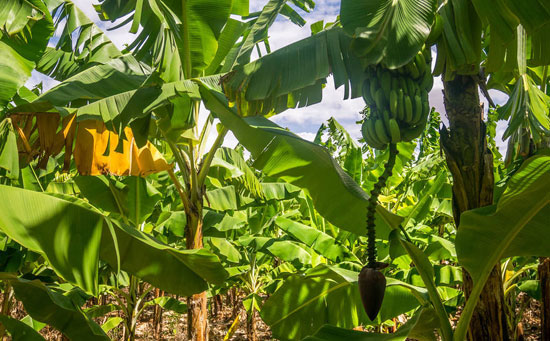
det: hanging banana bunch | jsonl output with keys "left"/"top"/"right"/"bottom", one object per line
{"left": 357, "top": 47, "right": 433, "bottom": 321}
{"left": 361, "top": 47, "right": 433, "bottom": 150}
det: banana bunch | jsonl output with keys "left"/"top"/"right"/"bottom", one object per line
{"left": 361, "top": 48, "right": 433, "bottom": 150}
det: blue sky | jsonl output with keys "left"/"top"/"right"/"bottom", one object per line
{"left": 27, "top": 0, "right": 509, "bottom": 153}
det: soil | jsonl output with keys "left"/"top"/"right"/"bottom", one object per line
{"left": 0, "top": 289, "right": 544, "bottom": 340}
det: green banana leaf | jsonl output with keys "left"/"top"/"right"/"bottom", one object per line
{"left": 0, "top": 315, "right": 45, "bottom": 341}
{"left": 0, "top": 274, "right": 108, "bottom": 340}
{"left": 340, "top": 0, "right": 436, "bottom": 67}
{"left": 275, "top": 217, "right": 358, "bottom": 262}
{"left": 454, "top": 154, "right": 550, "bottom": 340}
{"left": 220, "top": 27, "right": 364, "bottom": 116}
{"left": 457, "top": 154, "right": 550, "bottom": 284}
{"left": 304, "top": 307, "right": 439, "bottom": 341}
{"left": 238, "top": 236, "right": 316, "bottom": 269}
{"left": 0, "top": 119, "right": 19, "bottom": 179}
{"left": 200, "top": 85, "right": 401, "bottom": 238}
{"left": 37, "top": 0, "right": 123, "bottom": 81}
{"left": 260, "top": 264, "right": 427, "bottom": 340}
{"left": 209, "top": 147, "right": 264, "bottom": 199}
{"left": 75, "top": 175, "right": 161, "bottom": 225}
{"left": 261, "top": 182, "right": 302, "bottom": 201}
{"left": 0, "top": 0, "right": 54, "bottom": 106}
{"left": 0, "top": 185, "right": 227, "bottom": 295}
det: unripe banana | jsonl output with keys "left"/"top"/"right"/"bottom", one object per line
{"left": 375, "top": 88, "right": 386, "bottom": 109}
{"left": 367, "top": 118, "right": 385, "bottom": 146}
{"left": 389, "top": 90, "right": 398, "bottom": 117}
{"left": 388, "top": 119, "right": 401, "bottom": 143}
{"left": 404, "top": 95, "right": 413, "bottom": 123}
{"left": 381, "top": 70, "right": 392, "bottom": 96}
{"left": 370, "top": 78, "right": 378, "bottom": 103}
{"left": 406, "top": 78, "right": 416, "bottom": 96}
{"left": 391, "top": 78, "right": 399, "bottom": 92}
{"left": 397, "top": 89, "right": 405, "bottom": 121}
{"left": 362, "top": 79, "right": 375, "bottom": 106}
{"left": 374, "top": 119, "right": 390, "bottom": 144}
{"left": 426, "top": 14, "right": 443, "bottom": 46}
{"left": 382, "top": 109, "right": 392, "bottom": 133}
{"left": 420, "top": 69, "right": 434, "bottom": 91}
{"left": 399, "top": 77, "right": 408, "bottom": 95}
{"left": 362, "top": 119, "right": 386, "bottom": 149}
{"left": 415, "top": 53, "right": 427, "bottom": 76}
{"left": 412, "top": 94, "right": 423, "bottom": 124}
{"left": 422, "top": 48, "right": 432, "bottom": 64}
{"left": 401, "top": 121, "right": 426, "bottom": 141}
{"left": 406, "top": 60, "right": 420, "bottom": 79}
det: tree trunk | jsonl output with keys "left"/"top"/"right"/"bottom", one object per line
{"left": 440, "top": 74, "right": 509, "bottom": 340}
{"left": 247, "top": 308, "right": 257, "bottom": 341}
{"left": 186, "top": 206, "right": 208, "bottom": 341}
{"left": 540, "top": 257, "right": 550, "bottom": 340}
{"left": 153, "top": 288, "right": 164, "bottom": 340}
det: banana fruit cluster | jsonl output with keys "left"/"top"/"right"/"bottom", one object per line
{"left": 361, "top": 48, "right": 433, "bottom": 150}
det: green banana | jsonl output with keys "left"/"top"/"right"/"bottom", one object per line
{"left": 381, "top": 70, "right": 392, "bottom": 96}
{"left": 367, "top": 117, "right": 386, "bottom": 149}
{"left": 370, "top": 78, "right": 378, "bottom": 103}
{"left": 406, "top": 61, "right": 420, "bottom": 79}
{"left": 415, "top": 53, "right": 427, "bottom": 76}
{"left": 397, "top": 89, "right": 405, "bottom": 121}
{"left": 375, "top": 88, "right": 386, "bottom": 109}
{"left": 362, "top": 79, "right": 375, "bottom": 106}
{"left": 404, "top": 95, "right": 413, "bottom": 123}
{"left": 402, "top": 106, "right": 429, "bottom": 141}
{"left": 426, "top": 14, "right": 443, "bottom": 46}
{"left": 420, "top": 69, "right": 434, "bottom": 91}
{"left": 399, "top": 77, "right": 408, "bottom": 95}
{"left": 382, "top": 109, "right": 392, "bottom": 133}
{"left": 406, "top": 78, "right": 416, "bottom": 96}
{"left": 388, "top": 118, "right": 401, "bottom": 143}
{"left": 412, "top": 94, "right": 423, "bottom": 124}
{"left": 374, "top": 119, "right": 390, "bottom": 144}
{"left": 389, "top": 90, "right": 398, "bottom": 117}
{"left": 391, "top": 77, "right": 399, "bottom": 92}
{"left": 422, "top": 47, "right": 432, "bottom": 63}
{"left": 401, "top": 121, "right": 426, "bottom": 141}
{"left": 362, "top": 119, "right": 386, "bottom": 149}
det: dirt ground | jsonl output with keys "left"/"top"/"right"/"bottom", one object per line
{"left": 0, "top": 290, "right": 544, "bottom": 340}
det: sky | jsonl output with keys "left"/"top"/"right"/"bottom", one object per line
{"left": 27, "top": 0, "right": 510, "bottom": 153}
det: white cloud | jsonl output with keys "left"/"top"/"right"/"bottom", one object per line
{"left": 297, "top": 132, "right": 317, "bottom": 141}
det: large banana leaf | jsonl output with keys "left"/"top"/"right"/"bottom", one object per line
{"left": 75, "top": 175, "right": 161, "bottom": 225}
{"left": 456, "top": 154, "right": 550, "bottom": 284}
{"left": 471, "top": 0, "right": 550, "bottom": 43}
{"left": 0, "top": 0, "right": 54, "bottom": 106}
{"left": 200, "top": 85, "right": 401, "bottom": 238}
{"left": 454, "top": 154, "right": 550, "bottom": 339}
{"left": 37, "top": 0, "right": 123, "bottom": 80}
{"left": 97, "top": 0, "right": 238, "bottom": 78}
{"left": 0, "top": 274, "right": 108, "bottom": 340}
{"left": 275, "top": 217, "right": 358, "bottom": 262}
{"left": 238, "top": 236, "right": 317, "bottom": 269}
{"left": 0, "top": 118, "right": 19, "bottom": 179}
{"left": 221, "top": 27, "right": 365, "bottom": 116}
{"left": 304, "top": 307, "right": 439, "bottom": 341}
{"left": 209, "top": 147, "right": 264, "bottom": 199}
{"left": 260, "top": 265, "right": 427, "bottom": 340}
{"left": 0, "top": 185, "right": 227, "bottom": 295}
{"left": 340, "top": 0, "right": 436, "bottom": 68}
{"left": 0, "top": 315, "right": 44, "bottom": 341}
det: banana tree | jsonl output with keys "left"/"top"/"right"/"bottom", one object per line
{"left": 1, "top": 0, "right": 317, "bottom": 338}
{"left": 215, "top": 0, "right": 550, "bottom": 339}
